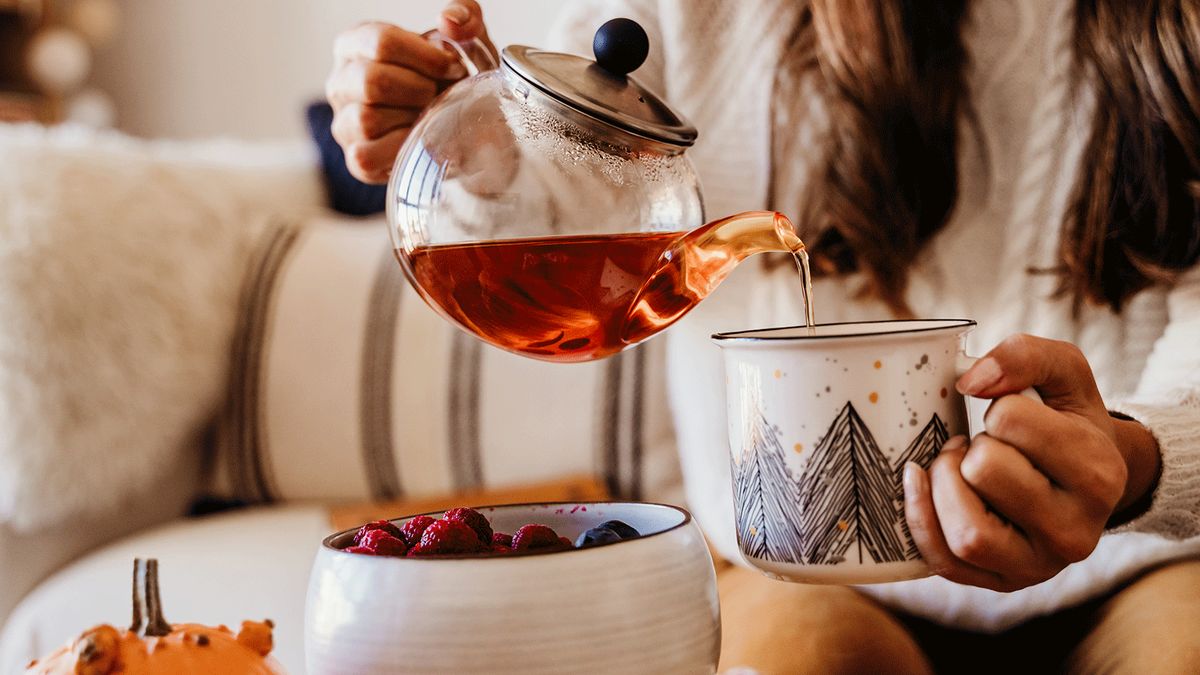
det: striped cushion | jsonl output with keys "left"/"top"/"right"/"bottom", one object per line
{"left": 208, "top": 215, "right": 682, "bottom": 507}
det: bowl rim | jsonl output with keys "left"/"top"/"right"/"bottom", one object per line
{"left": 321, "top": 500, "right": 693, "bottom": 560}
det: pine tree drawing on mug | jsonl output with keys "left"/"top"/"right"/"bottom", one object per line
{"left": 796, "top": 403, "right": 906, "bottom": 565}
{"left": 894, "top": 415, "right": 948, "bottom": 560}
{"left": 732, "top": 402, "right": 949, "bottom": 565}
{"left": 732, "top": 410, "right": 806, "bottom": 563}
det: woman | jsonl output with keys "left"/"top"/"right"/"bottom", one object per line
{"left": 326, "top": 1, "right": 1200, "bottom": 671}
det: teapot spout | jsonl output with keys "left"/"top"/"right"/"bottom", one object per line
{"left": 622, "top": 211, "right": 804, "bottom": 345}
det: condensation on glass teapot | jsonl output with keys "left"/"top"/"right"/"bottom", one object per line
{"left": 388, "top": 19, "right": 805, "bottom": 363}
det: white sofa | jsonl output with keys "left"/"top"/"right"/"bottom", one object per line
{"left": 1, "top": 505, "right": 330, "bottom": 673}
{"left": 0, "top": 125, "right": 335, "bottom": 673}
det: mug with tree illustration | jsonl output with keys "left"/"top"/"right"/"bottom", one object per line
{"left": 713, "top": 319, "right": 1036, "bottom": 584}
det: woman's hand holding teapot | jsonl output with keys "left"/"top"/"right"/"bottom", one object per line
{"left": 326, "top": 1, "right": 496, "bottom": 184}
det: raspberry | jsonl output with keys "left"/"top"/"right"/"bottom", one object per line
{"left": 443, "top": 507, "right": 493, "bottom": 544}
{"left": 353, "top": 519, "right": 403, "bottom": 546}
{"left": 345, "top": 545, "right": 374, "bottom": 555}
{"left": 511, "top": 524, "right": 564, "bottom": 552}
{"left": 491, "top": 532, "right": 513, "bottom": 548}
{"left": 490, "top": 544, "right": 513, "bottom": 555}
{"left": 400, "top": 515, "right": 437, "bottom": 548}
{"left": 359, "top": 529, "right": 408, "bottom": 557}
{"left": 417, "top": 519, "right": 486, "bottom": 555}
{"left": 558, "top": 537, "right": 573, "bottom": 548}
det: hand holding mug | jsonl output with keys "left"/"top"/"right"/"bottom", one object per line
{"left": 904, "top": 334, "right": 1162, "bottom": 592}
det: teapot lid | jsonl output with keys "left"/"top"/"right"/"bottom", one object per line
{"left": 501, "top": 19, "right": 698, "bottom": 147}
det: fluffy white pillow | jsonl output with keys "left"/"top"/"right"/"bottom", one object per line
{"left": 0, "top": 124, "right": 326, "bottom": 531}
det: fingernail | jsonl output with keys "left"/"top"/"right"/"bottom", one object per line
{"left": 443, "top": 62, "right": 467, "bottom": 80}
{"left": 903, "top": 462, "right": 925, "bottom": 496}
{"left": 957, "top": 356, "right": 1002, "bottom": 395}
{"left": 942, "top": 435, "right": 968, "bottom": 452}
{"left": 442, "top": 4, "right": 470, "bottom": 25}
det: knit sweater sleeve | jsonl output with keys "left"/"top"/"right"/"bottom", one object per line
{"left": 1108, "top": 265, "right": 1200, "bottom": 539}
{"left": 545, "top": 0, "right": 667, "bottom": 96}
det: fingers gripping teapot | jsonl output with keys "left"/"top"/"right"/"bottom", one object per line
{"left": 388, "top": 19, "right": 806, "bottom": 363}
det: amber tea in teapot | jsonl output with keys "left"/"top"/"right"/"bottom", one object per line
{"left": 388, "top": 20, "right": 815, "bottom": 362}
{"left": 403, "top": 211, "right": 812, "bottom": 363}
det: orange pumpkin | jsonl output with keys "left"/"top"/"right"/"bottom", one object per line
{"left": 25, "top": 559, "right": 284, "bottom": 674}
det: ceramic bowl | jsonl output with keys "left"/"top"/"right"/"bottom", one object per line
{"left": 305, "top": 502, "right": 720, "bottom": 674}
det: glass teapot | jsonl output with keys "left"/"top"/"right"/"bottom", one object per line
{"left": 388, "top": 19, "right": 805, "bottom": 363}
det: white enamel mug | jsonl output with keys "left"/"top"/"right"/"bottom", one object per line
{"left": 712, "top": 319, "right": 1036, "bottom": 584}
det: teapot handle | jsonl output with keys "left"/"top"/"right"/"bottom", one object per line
{"left": 422, "top": 29, "right": 498, "bottom": 78}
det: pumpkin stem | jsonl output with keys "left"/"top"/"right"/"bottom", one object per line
{"left": 143, "top": 559, "right": 172, "bottom": 637}
{"left": 129, "top": 558, "right": 144, "bottom": 634}
{"left": 130, "top": 558, "right": 172, "bottom": 637}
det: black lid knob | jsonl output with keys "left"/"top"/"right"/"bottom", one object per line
{"left": 593, "top": 18, "right": 649, "bottom": 76}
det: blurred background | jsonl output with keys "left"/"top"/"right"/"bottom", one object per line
{"left": 0, "top": 0, "right": 560, "bottom": 139}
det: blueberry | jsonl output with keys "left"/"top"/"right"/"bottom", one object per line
{"left": 598, "top": 520, "right": 640, "bottom": 539}
{"left": 593, "top": 18, "right": 649, "bottom": 76}
{"left": 575, "top": 526, "right": 622, "bottom": 548}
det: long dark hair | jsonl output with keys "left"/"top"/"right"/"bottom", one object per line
{"left": 794, "top": 0, "right": 1200, "bottom": 315}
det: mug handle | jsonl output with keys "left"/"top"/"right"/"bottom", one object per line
{"left": 422, "top": 29, "right": 498, "bottom": 78}
{"left": 955, "top": 355, "right": 1043, "bottom": 437}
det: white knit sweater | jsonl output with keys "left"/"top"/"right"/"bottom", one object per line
{"left": 552, "top": 0, "right": 1200, "bottom": 630}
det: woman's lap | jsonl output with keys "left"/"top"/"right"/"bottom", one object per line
{"left": 904, "top": 559, "right": 1200, "bottom": 674}
{"left": 1065, "top": 559, "right": 1200, "bottom": 674}
{"left": 718, "top": 560, "right": 1200, "bottom": 674}
{"left": 717, "top": 566, "right": 932, "bottom": 674}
